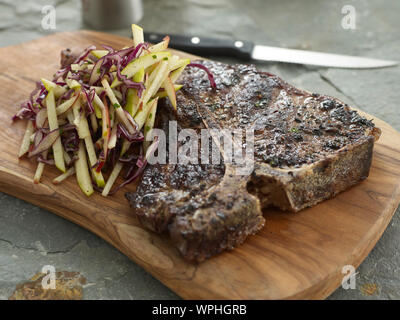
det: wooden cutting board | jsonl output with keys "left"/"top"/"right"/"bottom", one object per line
{"left": 1, "top": 30, "right": 400, "bottom": 300}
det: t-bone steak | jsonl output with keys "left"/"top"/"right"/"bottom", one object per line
{"left": 126, "top": 60, "right": 381, "bottom": 262}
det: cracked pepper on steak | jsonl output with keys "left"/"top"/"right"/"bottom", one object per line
{"left": 124, "top": 60, "right": 381, "bottom": 262}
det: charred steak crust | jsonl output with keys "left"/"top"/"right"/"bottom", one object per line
{"left": 126, "top": 60, "right": 380, "bottom": 262}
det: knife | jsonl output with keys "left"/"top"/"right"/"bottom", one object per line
{"left": 144, "top": 32, "right": 398, "bottom": 69}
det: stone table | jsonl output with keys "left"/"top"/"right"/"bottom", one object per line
{"left": 0, "top": 0, "right": 399, "bottom": 300}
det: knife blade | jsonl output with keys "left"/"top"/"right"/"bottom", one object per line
{"left": 144, "top": 32, "right": 398, "bottom": 69}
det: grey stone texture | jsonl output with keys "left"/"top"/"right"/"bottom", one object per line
{"left": 0, "top": 0, "right": 399, "bottom": 299}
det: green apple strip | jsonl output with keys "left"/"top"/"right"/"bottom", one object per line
{"left": 63, "top": 150, "right": 72, "bottom": 166}
{"left": 91, "top": 90, "right": 103, "bottom": 118}
{"left": 56, "top": 94, "right": 79, "bottom": 115}
{"left": 93, "top": 93, "right": 110, "bottom": 159}
{"left": 109, "top": 101, "right": 115, "bottom": 128}
{"left": 162, "top": 76, "right": 177, "bottom": 109}
{"left": 33, "top": 150, "right": 48, "bottom": 184}
{"left": 94, "top": 102, "right": 102, "bottom": 119}
{"left": 170, "top": 58, "right": 191, "bottom": 72}
{"left": 85, "top": 133, "right": 105, "bottom": 188}
{"left": 142, "top": 60, "right": 169, "bottom": 105}
{"left": 132, "top": 24, "right": 144, "bottom": 47}
{"left": 72, "top": 96, "right": 91, "bottom": 139}
{"left": 66, "top": 109, "right": 74, "bottom": 124}
{"left": 33, "top": 163, "right": 45, "bottom": 184}
{"left": 101, "top": 162, "right": 123, "bottom": 197}
{"left": 46, "top": 89, "right": 65, "bottom": 172}
{"left": 167, "top": 55, "right": 179, "bottom": 70}
{"left": 90, "top": 112, "right": 98, "bottom": 132}
{"left": 93, "top": 93, "right": 105, "bottom": 111}
{"left": 170, "top": 64, "right": 189, "bottom": 83}
{"left": 52, "top": 167, "right": 76, "bottom": 185}
{"left": 125, "top": 68, "right": 145, "bottom": 116}
{"left": 147, "top": 61, "right": 163, "bottom": 84}
{"left": 101, "top": 78, "right": 136, "bottom": 134}
{"left": 89, "top": 57, "right": 104, "bottom": 85}
{"left": 66, "top": 95, "right": 104, "bottom": 188}
{"left": 18, "top": 120, "right": 34, "bottom": 157}
{"left": 91, "top": 50, "right": 108, "bottom": 59}
{"left": 143, "top": 98, "right": 158, "bottom": 151}
{"left": 111, "top": 51, "right": 171, "bottom": 88}
{"left": 134, "top": 98, "right": 158, "bottom": 131}
{"left": 91, "top": 86, "right": 122, "bottom": 100}
{"left": 74, "top": 95, "right": 105, "bottom": 187}
{"left": 66, "top": 72, "right": 81, "bottom": 90}
{"left": 145, "top": 62, "right": 160, "bottom": 77}
{"left": 120, "top": 139, "right": 131, "bottom": 156}
{"left": 71, "top": 63, "right": 91, "bottom": 72}
{"left": 147, "top": 36, "right": 170, "bottom": 53}
{"left": 125, "top": 89, "right": 137, "bottom": 117}
{"left": 41, "top": 78, "right": 67, "bottom": 98}
{"left": 74, "top": 140, "right": 94, "bottom": 196}
{"left": 102, "top": 72, "right": 152, "bottom": 195}
{"left": 90, "top": 86, "right": 122, "bottom": 100}
{"left": 91, "top": 86, "right": 105, "bottom": 95}
{"left": 155, "top": 84, "right": 183, "bottom": 99}
{"left": 108, "top": 122, "right": 118, "bottom": 149}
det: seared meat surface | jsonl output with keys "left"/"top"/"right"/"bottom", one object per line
{"left": 126, "top": 60, "right": 380, "bottom": 262}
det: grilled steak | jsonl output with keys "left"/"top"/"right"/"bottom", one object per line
{"left": 126, "top": 60, "right": 381, "bottom": 262}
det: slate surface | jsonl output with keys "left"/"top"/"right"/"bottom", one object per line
{"left": 0, "top": 0, "right": 399, "bottom": 299}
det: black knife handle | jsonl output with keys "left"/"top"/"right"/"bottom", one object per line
{"left": 144, "top": 32, "right": 254, "bottom": 60}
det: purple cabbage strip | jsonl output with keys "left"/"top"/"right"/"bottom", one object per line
{"left": 68, "top": 72, "right": 81, "bottom": 80}
{"left": 101, "top": 47, "right": 145, "bottom": 96}
{"left": 123, "top": 145, "right": 142, "bottom": 179}
{"left": 109, "top": 158, "right": 146, "bottom": 195}
{"left": 123, "top": 110, "right": 139, "bottom": 130}
{"left": 92, "top": 182, "right": 104, "bottom": 193}
{"left": 61, "top": 123, "right": 77, "bottom": 132}
{"left": 108, "top": 71, "right": 114, "bottom": 84}
{"left": 98, "top": 90, "right": 106, "bottom": 101}
{"left": 119, "top": 153, "right": 139, "bottom": 163}
{"left": 102, "top": 45, "right": 115, "bottom": 53}
{"left": 122, "top": 42, "right": 149, "bottom": 68}
{"left": 29, "top": 82, "right": 43, "bottom": 107}
{"left": 33, "top": 130, "right": 44, "bottom": 147}
{"left": 28, "top": 128, "right": 60, "bottom": 157}
{"left": 37, "top": 155, "right": 55, "bottom": 165}
{"left": 12, "top": 100, "right": 37, "bottom": 121}
{"left": 120, "top": 86, "right": 127, "bottom": 108}
{"left": 73, "top": 45, "right": 96, "bottom": 65}
{"left": 123, "top": 163, "right": 136, "bottom": 179}
{"left": 91, "top": 151, "right": 104, "bottom": 170}
{"left": 82, "top": 87, "right": 95, "bottom": 114}
{"left": 62, "top": 128, "right": 79, "bottom": 152}
{"left": 109, "top": 140, "right": 155, "bottom": 195}
{"left": 187, "top": 63, "right": 217, "bottom": 89}
{"left": 53, "top": 65, "right": 71, "bottom": 81}
{"left": 56, "top": 88, "right": 74, "bottom": 107}
{"left": 35, "top": 85, "right": 48, "bottom": 108}
{"left": 116, "top": 123, "right": 144, "bottom": 142}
